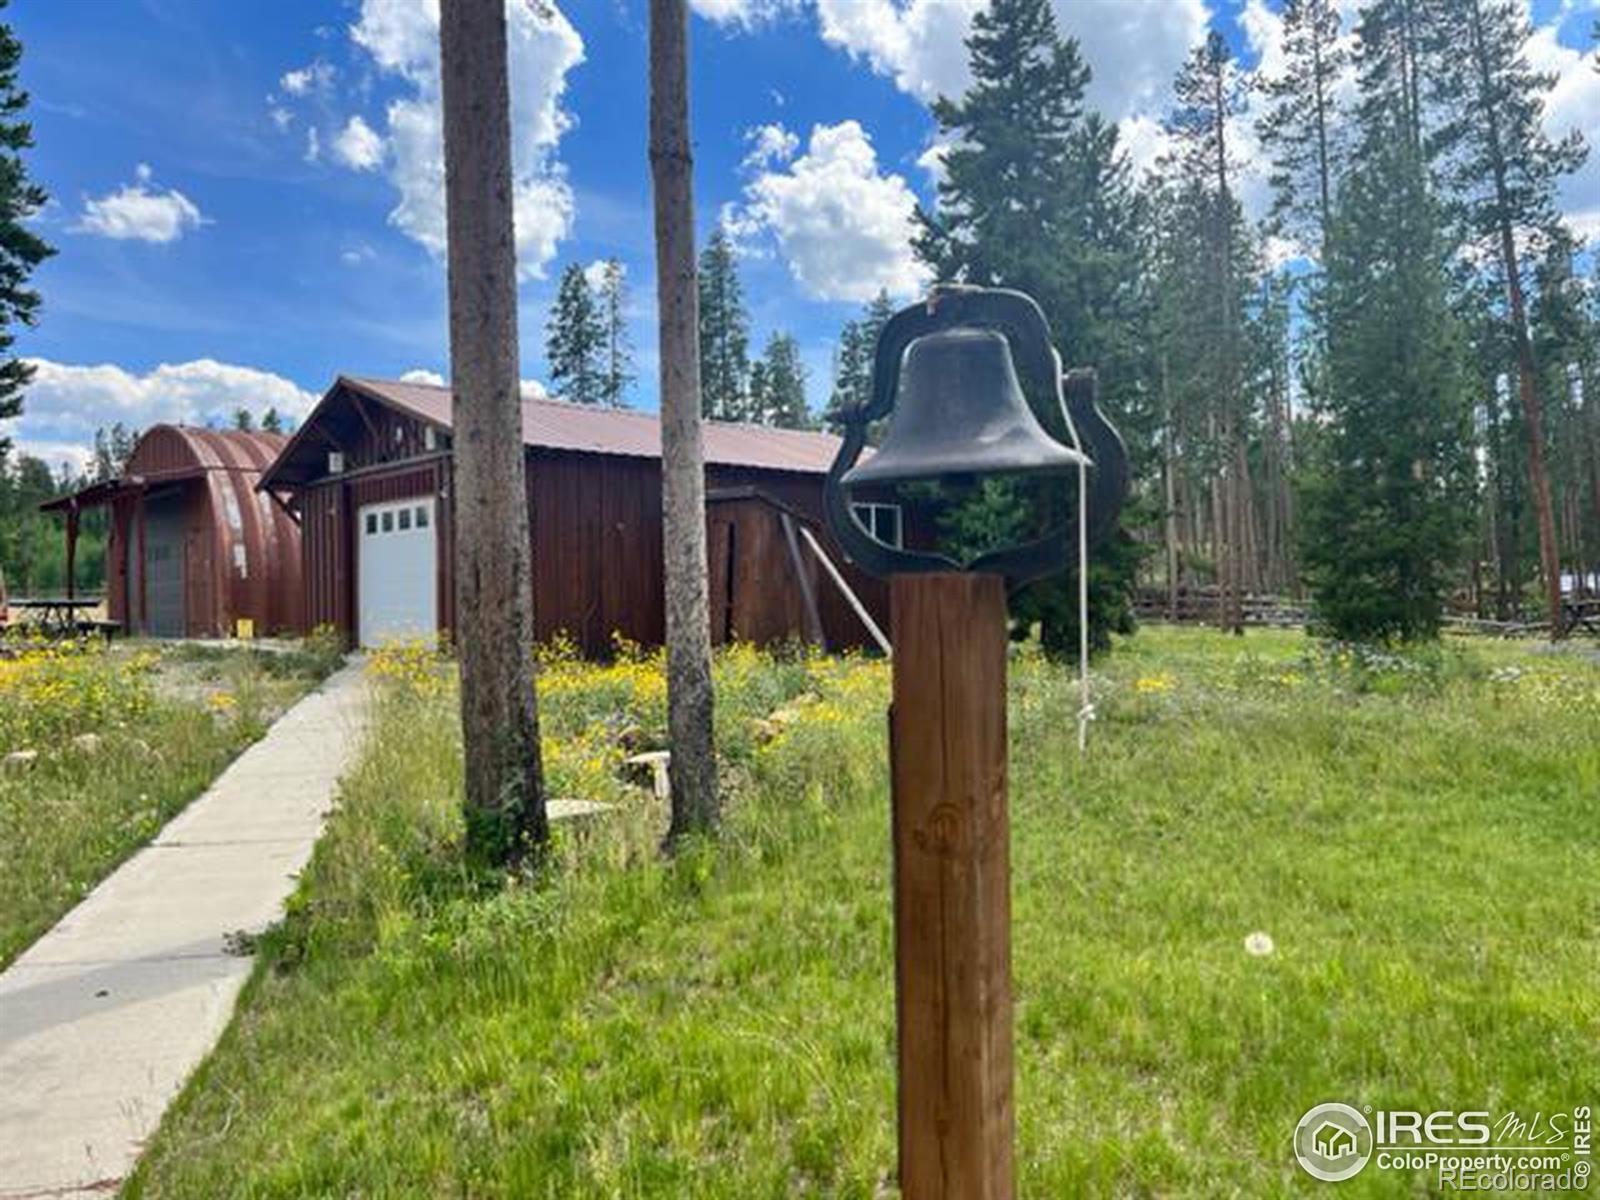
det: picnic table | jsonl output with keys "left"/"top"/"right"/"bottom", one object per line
{"left": 1562, "top": 598, "right": 1600, "bottom": 638}
{"left": 5, "top": 598, "right": 120, "bottom": 640}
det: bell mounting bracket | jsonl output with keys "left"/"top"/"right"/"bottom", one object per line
{"left": 824, "top": 285, "right": 1128, "bottom": 588}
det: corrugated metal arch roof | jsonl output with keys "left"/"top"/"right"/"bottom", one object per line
{"left": 44, "top": 425, "right": 294, "bottom": 511}
{"left": 127, "top": 425, "right": 291, "bottom": 477}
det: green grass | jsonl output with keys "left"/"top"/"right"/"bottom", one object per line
{"left": 0, "top": 636, "right": 341, "bottom": 967}
{"left": 127, "top": 628, "right": 1599, "bottom": 1197}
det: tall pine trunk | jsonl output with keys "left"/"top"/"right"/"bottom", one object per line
{"left": 438, "top": 0, "right": 546, "bottom": 866}
{"left": 1465, "top": 0, "right": 1564, "bottom": 635}
{"left": 1162, "top": 353, "right": 1180, "bottom": 618}
{"left": 1212, "top": 54, "right": 1244, "bottom": 634}
{"left": 649, "top": 0, "right": 719, "bottom": 841}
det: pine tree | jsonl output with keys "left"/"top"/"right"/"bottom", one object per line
{"left": 595, "top": 257, "right": 634, "bottom": 407}
{"left": 440, "top": 0, "right": 548, "bottom": 864}
{"left": 697, "top": 226, "right": 749, "bottom": 421}
{"left": 1431, "top": 0, "right": 1587, "bottom": 633}
{"left": 232, "top": 408, "right": 255, "bottom": 432}
{"left": 91, "top": 423, "right": 137, "bottom": 481}
{"left": 1531, "top": 228, "right": 1598, "bottom": 596}
{"left": 1299, "top": 108, "right": 1476, "bottom": 641}
{"left": 826, "top": 318, "right": 869, "bottom": 424}
{"left": 917, "top": 0, "right": 1089, "bottom": 289}
{"left": 750, "top": 331, "right": 809, "bottom": 428}
{"left": 914, "top": 0, "right": 1147, "bottom": 656}
{"left": 825, "top": 290, "right": 893, "bottom": 429}
{"left": 1353, "top": 0, "right": 1432, "bottom": 159}
{"left": 546, "top": 262, "right": 605, "bottom": 405}
{"left": 650, "top": 0, "right": 719, "bottom": 840}
{"left": 0, "top": 2, "right": 51, "bottom": 458}
{"left": 1165, "top": 31, "right": 1254, "bottom": 633}
{"left": 1257, "top": 0, "right": 1348, "bottom": 259}
{"left": 261, "top": 407, "right": 284, "bottom": 434}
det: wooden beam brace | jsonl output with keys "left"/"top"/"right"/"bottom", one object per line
{"left": 798, "top": 524, "right": 890, "bottom": 656}
{"left": 265, "top": 488, "right": 302, "bottom": 527}
{"left": 779, "top": 511, "right": 826, "bottom": 648}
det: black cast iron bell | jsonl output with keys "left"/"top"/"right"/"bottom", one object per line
{"left": 823, "top": 284, "right": 1129, "bottom": 588}
{"left": 841, "top": 326, "right": 1089, "bottom": 490}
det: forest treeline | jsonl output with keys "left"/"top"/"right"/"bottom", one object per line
{"left": 547, "top": 0, "right": 1598, "bottom": 645}
{"left": 900, "top": 0, "right": 1597, "bottom": 644}
{"left": 544, "top": 235, "right": 816, "bottom": 428}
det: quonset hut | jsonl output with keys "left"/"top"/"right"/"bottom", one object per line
{"left": 43, "top": 425, "right": 304, "bottom": 637}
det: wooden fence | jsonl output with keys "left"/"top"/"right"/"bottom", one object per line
{"left": 1137, "top": 589, "right": 1600, "bottom": 640}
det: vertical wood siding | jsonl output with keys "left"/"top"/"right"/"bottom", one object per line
{"left": 294, "top": 441, "right": 888, "bottom": 656}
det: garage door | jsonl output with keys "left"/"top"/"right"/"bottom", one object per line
{"left": 357, "top": 498, "right": 437, "bottom": 648}
{"left": 142, "top": 493, "right": 187, "bottom": 638}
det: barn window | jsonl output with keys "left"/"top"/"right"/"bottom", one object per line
{"left": 366, "top": 513, "right": 377, "bottom": 535}
{"left": 399, "top": 508, "right": 411, "bottom": 531}
{"left": 851, "top": 502, "right": 903, "bottom": 548}
{"left": 415, "top": 505, "right": 430, "bottom": 528}
{"left": 381, "top": 510, "right": 394, "bottom": 533}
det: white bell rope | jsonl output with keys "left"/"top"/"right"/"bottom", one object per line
{"left": 1057, "top": 370, "right": 1094, "bottom": 756}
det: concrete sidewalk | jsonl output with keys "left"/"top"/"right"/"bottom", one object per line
{"left": 0, "top": 660, "right": 372, "bottom": 1198}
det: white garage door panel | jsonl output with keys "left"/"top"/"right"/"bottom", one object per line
{"left": 358, "top": 498, "right": 437, "bottom": 648}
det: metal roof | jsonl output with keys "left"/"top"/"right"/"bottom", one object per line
{"left": 41, "top": 425, "right": 291, "bottom": 511}
{"left": 125, "top": 426, "right": 289, "bottom": 476}
{"left": 342, "top": 376, "right": 845, "bottom": 474}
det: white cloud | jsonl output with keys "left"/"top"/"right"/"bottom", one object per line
{"left": 10, "top": 439, "right": 94, "bottom": 477}
{"left": 915, "top": 136, "right": 953, "bottom": 188}
{"left": 305, "top": 127, "right": 321, "bottom": 164}
{"left": 397, "top": 367, "right": 550, "bottom": 401}
{"left": 1063, "top": 0, "right": 1210, "bottom": 121}
{"left": 280, "top": 60, "right": 335, "bottom": 96}
{"left": 1526, "top": 16, "right": 1600, "bottom": 238}
{"left": 814, "top": 0, "right": 1204, "bottom": 123}
{"left": 814, "top": 0, "right": 981, "bottom": 104}
{"left": 333, "top": 115, "right": 385, "bottom": 171}
{"left": 72, "top": 164, "right": 205, "bottom": 244}
{"left": 7, "top": 360, "right": 318, "bottom": 454}
{"left": 743, "top": 122, "right": 800, "bottom": 169}
{"left": 690, "top": 0, "right": 797, "bottom": 25}
{"left": 734, "top": 120, "right": 929, "bottom": 302}
{"left": 346, "top": 0, "right": 584, "bottom": 280}
{"left": 1117, "top": 114, "right": 1167, "bottom": 178}
{"left": 269, "top": 105, "right": 294, "bottom": 132}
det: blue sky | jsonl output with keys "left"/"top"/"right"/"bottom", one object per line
{"left": 4, "top": 0, "right": 1596, "bottom": 471}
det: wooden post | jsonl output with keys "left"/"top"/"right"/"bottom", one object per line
{"left": 778, "top": 510, "right": 826, "bottom": 648}
{"left": 136, "top": 487, "right": 147, "bottom": 634}
{"left": 65, "top": 505, "right": 78, "bottom": 605}
{"left": 889, "top": 572, "right": 1014, "bottom": 1200}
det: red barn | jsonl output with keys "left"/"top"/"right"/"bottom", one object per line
{"left": 258, "top": 376, "right": 890, "bottom": 654}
